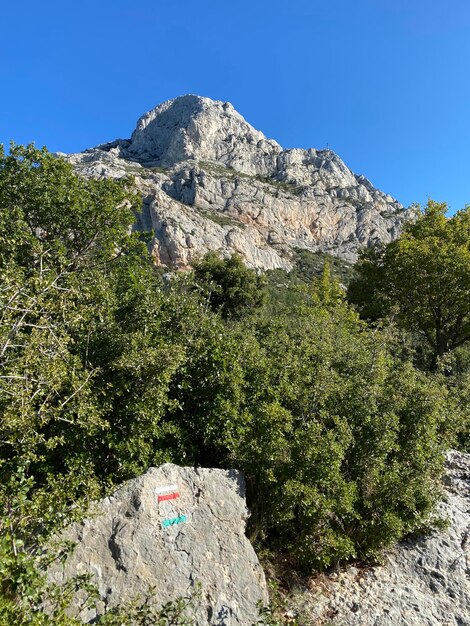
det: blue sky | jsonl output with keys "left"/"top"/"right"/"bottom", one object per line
{"left": 1, "top": 0, "right": 469, "bottom": 213}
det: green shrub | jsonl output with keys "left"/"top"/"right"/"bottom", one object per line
{"left": 162, "top": 295, "right": 451, "bottom": 569}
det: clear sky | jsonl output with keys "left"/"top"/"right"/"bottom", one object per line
{"left": 1, "top": 0, "right": 470, "bottom": 213}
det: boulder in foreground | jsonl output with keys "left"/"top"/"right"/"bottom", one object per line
{"left": 49, "top": 464, "right": 268, "bottom": 625}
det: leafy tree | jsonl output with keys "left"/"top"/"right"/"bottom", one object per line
{"left": 311, "top": 259, "right": 344, "bottom": 306}
{"left": 0, "top": 144, "right": 149, "bottom": 486}
{"left": 0, "top": 144, "right": 206, "bottom": 624}
{"left": 192, "top": 252, "right": 266, "bottom": 319}
{"left": 348, "top": 201, "right": 470, "bottom": 366}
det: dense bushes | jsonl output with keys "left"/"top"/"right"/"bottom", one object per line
{"left": 0, "top": 146, "right": 468, "bottom": 620}
{"left": 160, "top": 299, "right": 453, "bottom": 568}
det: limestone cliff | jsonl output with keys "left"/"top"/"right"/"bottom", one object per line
{"left": 63, "top": 95, "right": 409, "bottom": 270}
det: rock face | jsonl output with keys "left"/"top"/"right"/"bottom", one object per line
{"left": 127, "top": 95, "right": 282, "bottom": 176}
{"left": 297, "top": 450, "right": 470, "bottom": 625}
{"left": 49, "top": 464, "right": 268, "bottom": 625}
{"left": 63, "top": 95, "right": 409, "bottom": 270}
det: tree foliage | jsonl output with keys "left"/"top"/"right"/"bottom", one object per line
{"left": 192, "top": 252, "right": 266, "bottom": 319}
{"left": 163, "top": 296, "right": 452, "bottom": 569}
{"left": 0, "top": 144, "right": 144, "bottom": 485}
{"left": 348, "top": 200, "right": 470, "bottom": 365}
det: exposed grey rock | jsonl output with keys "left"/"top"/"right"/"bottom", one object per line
{"left": 294, "top": 450, "right": 470, "bottom": 625}
{"left": 49, "top": 464, "right": 268, "bottom": 625}
{"left": 127, "top": 95, "right": 281, "bottom": 177}
{"left": 63, "top": 95, "right": 410, "bottom": 269}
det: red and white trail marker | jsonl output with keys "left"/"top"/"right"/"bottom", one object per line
{"left": 155, "top": 484, "right": 180, "bottom": 504}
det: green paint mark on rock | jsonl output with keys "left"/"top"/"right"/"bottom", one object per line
{"left": 162, "top": 515, "right": 187, "bottom": 528}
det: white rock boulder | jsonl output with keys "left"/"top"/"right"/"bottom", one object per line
{"left": 49, "top": 464, "right": 268, "bottom": 625}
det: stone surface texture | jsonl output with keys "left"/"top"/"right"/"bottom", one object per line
{"left": 49, "top": 464, "right": 268, "bottom": 625}
{"left": 295, "top": 450, "right": 470, "bottom": 625}
{"left": 62, "top": 95, "right": 409, "bottom": 270}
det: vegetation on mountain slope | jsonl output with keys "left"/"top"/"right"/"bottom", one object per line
{"left": 0, "top": 146, "right": 468, "bottom": 622}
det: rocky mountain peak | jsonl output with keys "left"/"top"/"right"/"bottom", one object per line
{"left": 66, "top": 95, "right": 410, "bottom": 270}
{"left": 125, "top": 95, "right": 282, "bottom": 175}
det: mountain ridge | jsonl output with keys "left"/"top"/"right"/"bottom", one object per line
{"left": 63, "top": 95, "right": 409, "bottom": 270}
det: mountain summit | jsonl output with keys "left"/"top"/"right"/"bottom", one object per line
{"left": 126, "top": 95, "right": 281, "bottom": 176}
{"left": 65, "top": 95, "right": 409, "bottom": 270}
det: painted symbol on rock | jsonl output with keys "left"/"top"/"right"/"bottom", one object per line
{"left": 158, "top": 491, "right": 180, "bottom": 503}
{"left": 155, "top": 484, "right": 178, "bottom": 496}
{"left": 156, "top": 483, "right": 187, "bottom": 529}
{"left": 162, "top": 514, "right": 187, "bottom": 528}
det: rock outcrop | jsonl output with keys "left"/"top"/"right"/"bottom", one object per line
{"left": 49, "top": 464, "right": 268, "bottom": 625}
{"left": 62, "top": 95, "right": 409, "bottom": 270}
{"left": 294, "top": 450, "right": 470, "bottom": 625}
{"left": 127, "top": 95, "right": 282, "bottom": 177}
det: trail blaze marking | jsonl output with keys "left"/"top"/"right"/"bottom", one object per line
{"left": 156, "top": 483, "right": 187, "bottom": 528}
{"left": 158, "top": 491, "right": 180, "bottom": 503}
{"left": 162, "top": 515, "right": 187, "bottom": 528}
{"left": 155, "top": 484, "right": 178, "bottom": 495}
